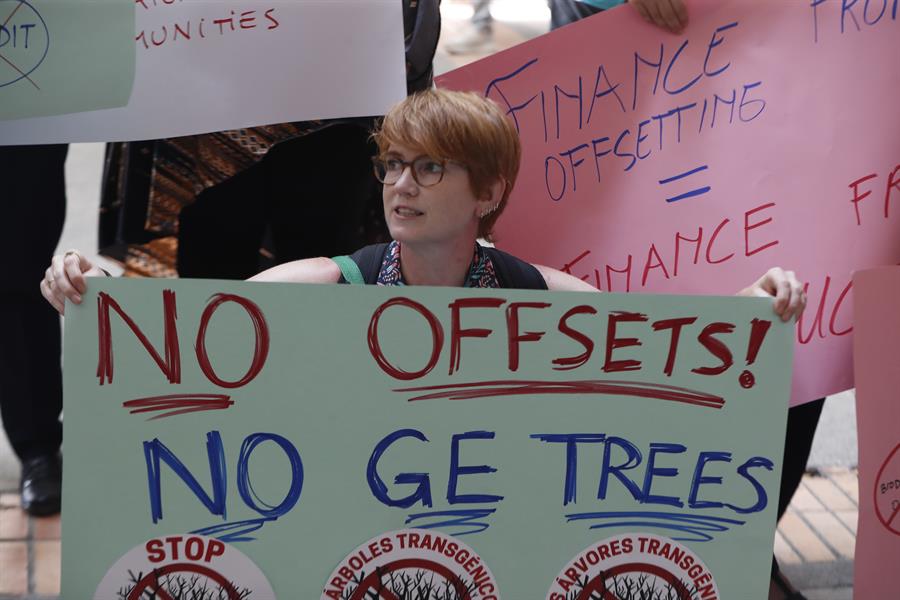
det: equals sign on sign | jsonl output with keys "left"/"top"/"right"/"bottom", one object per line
{"left": 659, "top": 165, "right": 711, "bottom": 203}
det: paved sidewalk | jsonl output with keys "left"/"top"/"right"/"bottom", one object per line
{"left": 777, "top": 469, "right": 856, "bottom": 599}
{"left": 0, "top": 492, "right": 59, "bottom": 600}
{"left": 0, "top": 468, "right": 857, "bottom": 599}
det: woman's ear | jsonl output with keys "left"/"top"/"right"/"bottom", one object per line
{"left": 476, "top": 178, "right": 506, "bottom": 217}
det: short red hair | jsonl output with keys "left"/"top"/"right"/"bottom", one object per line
{"left": 373, "top": 89, "right": 521, "bottom": 241}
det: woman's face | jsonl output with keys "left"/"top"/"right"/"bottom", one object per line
{"left": 381, "top": 143, "right": 488, "bottom": 247}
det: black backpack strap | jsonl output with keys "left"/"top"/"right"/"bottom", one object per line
{"left": 483, "top": 246, "right": 548, "bottom": 290}
{"left": 335, "top": 243, "right": 390, "bottom": 284}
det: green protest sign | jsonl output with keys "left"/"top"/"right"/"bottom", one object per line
{"left": 0, "top": 0, "right": 134, "bottom": 120}
{"left": 62, "top": 279, "right": 792, "bottom": 598}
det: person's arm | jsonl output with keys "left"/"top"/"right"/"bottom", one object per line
{"left": 248, "top": 257, "right": 342, "bottom": 284}
{"left": 41, "top": 251, "right": 343, "bottom": 315}
{"left": 534, "top": 264, "right": 601, "bottom": 292}
{"left": 535, "top": 262, "right": 805, "bottom": 322}
{"left": 628, "top": 0, "right": 688, "bottom": 34}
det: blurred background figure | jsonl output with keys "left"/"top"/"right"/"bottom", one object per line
{"left": 549, "top": 0, "right": 623, "bottom": 29}
{"left": 550, "top": 0, "right": 688, "bottom": 33}
{"left": 445, "top": 0, "right": 494, "bottom": 54}
{"left": 0, "top": 144, "right": 67, "bottom": 516}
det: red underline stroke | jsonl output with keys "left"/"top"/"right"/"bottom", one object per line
{"left": 395, "top": 379, "right": 724, "bottom": 409}
{"left": 122, "top": 394, "right": 234, "bottom": 420}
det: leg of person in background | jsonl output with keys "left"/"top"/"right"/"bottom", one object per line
{"left": 0, "top": 144, "right": 68, "bottom": 516}
{"left": 770, "top": 397, "right": 826, "bottom": 600}
{"left": 778, "top": 399, "right": 827, "bottom": 519}
{"left": 548, "top": 0, "right": 606, "bottom": 30}
{"left": 446, "top": 0, "right": 494, "bottom": 54}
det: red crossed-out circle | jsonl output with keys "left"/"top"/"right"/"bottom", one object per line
{"left": 873, "top": 442, "right": 900, "bottom": 536}
{"left": 126, "top": 563, "right": 242, "bottom": 600}
{"left": 576, "top": 562, "right": 695, "bottom": 600}
{"left": 349, "top": 558, "right": 472, "bottom": 600}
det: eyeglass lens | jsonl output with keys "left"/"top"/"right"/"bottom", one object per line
{"left": 374, "top": 157, "right": 445, "bottom": 187}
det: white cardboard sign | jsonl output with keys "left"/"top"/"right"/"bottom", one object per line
{"left": 0, "top": 0, "right": 407, "bottom": 143}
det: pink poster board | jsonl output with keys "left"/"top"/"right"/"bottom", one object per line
{"left": 852, "top": 266, "right": 900, "bottom": 598}
{"left": 437, "top": 0, "right": 900, "bottom": 405}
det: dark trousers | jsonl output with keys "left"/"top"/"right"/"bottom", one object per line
{"left": 778, "top": 398, "right": 826, "bottom": 520}
{"left": 0, "top": 145, "right": 67, "bottom": 462}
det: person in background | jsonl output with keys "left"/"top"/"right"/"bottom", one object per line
{"left": 550, "top": 0, "right": 687, "bottom": 32}
{"left": 0, "top": 144, "right": 68, "bottom": 516}
{"left": 446, "top": 0, "right": 495, "bottom": 54}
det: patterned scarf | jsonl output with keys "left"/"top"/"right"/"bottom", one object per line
{"left": 376, "top": 240, "right": 499, "bottom": 288}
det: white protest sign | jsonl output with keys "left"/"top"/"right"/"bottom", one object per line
{"left": 0, "top": 0, "right": 407, "bottom": 143}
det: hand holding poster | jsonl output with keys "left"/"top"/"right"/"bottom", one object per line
{"left": 852, "top": 266, "right": 900, "bottom": 600}
{"left": 436, "top": 0, "right": 900, "bottom": 405}
{"left": 62, "top": 279, "right": 793, "bottom": 598}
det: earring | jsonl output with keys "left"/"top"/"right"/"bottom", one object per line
{"left": 480, "top": 204, "right": 498, "bottom": 218}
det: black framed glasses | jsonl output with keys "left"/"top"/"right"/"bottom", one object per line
{"left": 372, "top": 155, "right": 462, "bottom": 187}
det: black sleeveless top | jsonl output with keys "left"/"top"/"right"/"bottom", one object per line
{"left": 338, "top": 242, "right": 548, "bottom": 290}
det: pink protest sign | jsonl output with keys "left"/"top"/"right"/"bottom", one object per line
{"left": 437, "top": 0, "right": 900, "bottom": 405}
{"left": 852, "top": 266, "right": 900, "bottom": 598}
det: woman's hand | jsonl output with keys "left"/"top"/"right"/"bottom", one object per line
{"left": 738, "top": 267, "right": 806, "bottom": 322}
{"left": 40, "top": 250, "right": 107, "bottom": 315}
{"left": 629, "top": 0, "right": 688, "bottom": 34}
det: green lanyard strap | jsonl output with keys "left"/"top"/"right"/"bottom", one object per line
{"left": 332, "top": 255, "right": 365, "bottom": 285}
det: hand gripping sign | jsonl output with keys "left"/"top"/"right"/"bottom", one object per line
{"left": 62, "top": 279, "right": 793, "bottom": 597}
